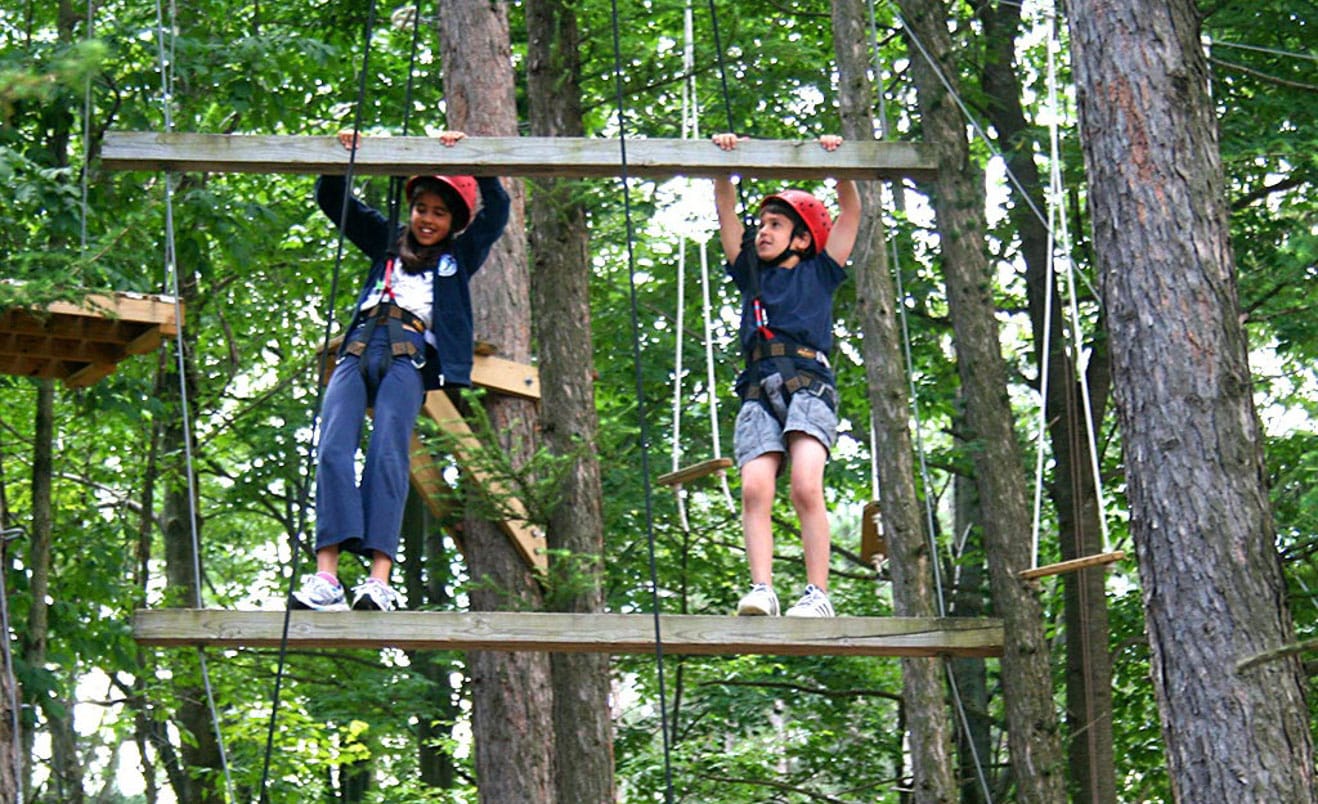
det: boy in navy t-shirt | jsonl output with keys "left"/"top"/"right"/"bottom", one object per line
{"left": 711, "top": 132, "right": 861, "bottom": 618}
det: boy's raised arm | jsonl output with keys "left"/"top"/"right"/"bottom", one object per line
{"left": 712, "top": 133, "right": 747, "bottom": 264}
{"left": 826, "top": 178, "right": 861, "bottom": 266}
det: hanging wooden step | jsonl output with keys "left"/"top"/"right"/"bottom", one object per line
{"left": 0, "top": 290, "right": 181, "bottom": 388}
{"left": 1018, "top": 550, "right": 1125, "bottom": 580}
{"left": 133, "top": 609, "right": 1004, "bottom": 658}
{"left": 102, "top": 132, "right": 939, "bottom": 181}
{"left": 657, "top": 457, "right": 733, "bottom": 487}
{"left": 860, "top": 500, "right": 887, "bottom": 566}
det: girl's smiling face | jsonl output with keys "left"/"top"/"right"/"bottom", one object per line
{"left": 410, "top": 190, "right": 453, "bottom": 247}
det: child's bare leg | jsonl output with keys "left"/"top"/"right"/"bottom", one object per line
{"left": 740, "top": 453, "right": 782, "bottom": 586}
{"left": 368, "top": 551, "right": 393, "bottom": 583}
{"left": 315, "top": 544, "right": 341, "bottom": 576}
{"left": 787, "top": 433, "right": 830, "bottom": 591}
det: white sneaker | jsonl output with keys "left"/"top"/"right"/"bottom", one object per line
{"left": 351, "top": 578, "right": 403, "bottom": 611}
{"left": 736, "top": 583, "right": 780, "bottom": 616}
{"left": 785, "top": 584, "right": 835, "bottom": 618}
{"left": 290, "top": 573, "right": 349, "bottom": 611}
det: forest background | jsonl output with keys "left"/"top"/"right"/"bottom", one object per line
{"left": 0, "top": 0, "right": 1314, "bottom": 802}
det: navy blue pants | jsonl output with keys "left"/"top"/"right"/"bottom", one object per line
{"left": 315, "top": 326, "right": 426, "bottom": 561}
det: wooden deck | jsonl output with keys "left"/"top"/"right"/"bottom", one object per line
{"left": 0, "top": 290, "right": 181, "bottom": 388}
{"left": 134, "top": 609, "right": 1004, "bottom": 658}
{"left": 102, "top": 132, "right": 939, "bottom": 181}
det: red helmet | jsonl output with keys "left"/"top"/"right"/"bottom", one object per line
{"left": 760, "top": 189, "right": 833, "bottom": 254}
{"left": 404, "top": 175, "right": 479, "bottom": 231}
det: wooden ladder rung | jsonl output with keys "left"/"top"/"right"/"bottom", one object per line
{"left": 658, "top": 457, "right": 734, "bottom": 487}
{"left": 1018, "top": 550, "right": 1125, "bottom": 580}
{"left": 860, "top": 500, "right": 887, "bottom": 564}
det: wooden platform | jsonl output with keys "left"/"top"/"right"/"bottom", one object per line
{"left": 0, "top": 290, "right": 181, "bottom": 388}
{"left": 102, "top": 132, "right": 939, "bottom": 181}
{"left": 134, "top": 609, "right": 1004, "bottom": 658}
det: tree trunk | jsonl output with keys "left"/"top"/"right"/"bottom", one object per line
{"left": 438, "top": 4, "right": 556, "bottom": 802}
{"left": 0, "top": 414, "right": 15, "bottom": 804}
{"left": 1067, "top": 2, "right": 1316, "bottom": 800}
{"left": 974, "top": 2, "right": 1116, "bottom": 799}
{"left": 526, "top": 2, "right": 615, "bottom": 802}
{"left": 831, "top": 1, "right": 956, "bottom": 800}
{"left": 893, "top": 1, "right": 1068, "bottom": 799}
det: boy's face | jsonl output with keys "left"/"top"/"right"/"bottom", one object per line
{"left": 410, "top": 189, "right": 454, "bottom": 246}
{"left": 756, "top": 209, "right": 811, "bottom": 262}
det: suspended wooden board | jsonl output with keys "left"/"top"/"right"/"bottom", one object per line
{"left": 102, "top": 132, "right": 940, "bottom": 181}
{"left": 1018, "top": 550, "right": 1125, "bottom": 580}
{"left": 134, "top": 609, "right": 1004, "bottom": 658}
{"left": 657, "top": 457, "right": 733, "bottom": 487}
{"left": 860, "top": 500, "right": 887, "bottom": 565}
{"left": 0, "top": 290, "right": 181, "bottom": 388}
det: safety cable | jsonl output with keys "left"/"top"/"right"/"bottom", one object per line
{"left": 386, "top": 4, "right": 427, "bottom": 231}
{"left": 152, "top": 0, "right": 236, "bottom": 800}
{"left": 607, "top": 1, "right": 676, "bottom": 800}
{"left": 257, "top": 2, "right": 382, "bottom": 799}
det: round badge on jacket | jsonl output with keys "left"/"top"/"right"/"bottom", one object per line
{"left": 437, "top": 254, "right": 457, "bottom": 278}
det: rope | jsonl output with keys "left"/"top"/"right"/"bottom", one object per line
{"left": 257, "top": 2, "right": 384, "bottom": 798}
{"left": 152, "top": 0, "right": 235, "bottom": 799}
{"left": 608, "top": 0, "right": 676, "bottom": 800}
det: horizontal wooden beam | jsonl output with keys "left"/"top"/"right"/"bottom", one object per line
{"left": 102, "top": 132, "right": 939, "bottom": 181}
{"left": 134, "top": 609, "right": 1004, "bottom": 658}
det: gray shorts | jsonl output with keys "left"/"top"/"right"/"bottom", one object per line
{"left": 733, "top": 384, "right": 839, "bottom": 467}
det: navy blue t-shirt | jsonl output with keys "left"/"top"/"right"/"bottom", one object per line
{"left": 727, "top": 249, "right": 847, "bottom": 387}
{"left": 727, "top": 249, "right": 847, "bottom": 353}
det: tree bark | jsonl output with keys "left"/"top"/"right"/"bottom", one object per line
{"left": 438, "top": 4, "right": 556, "bottom": 802}
{"left": 893, "top": 1, "right": 1068, "bottom": 799}
{"left": 831, "top": 1, "right": 956, "bottom": 800}
{"left": 526, "top": 2, "right": 615, "bottom": 802}
{"left": 974, "top": 2, "right": 1116, "bottom": 800}
{"left": 1067, "top": 2, "right": 1316, "bottom": 800}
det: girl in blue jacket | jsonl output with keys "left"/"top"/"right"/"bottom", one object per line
{"left": 293, "top": 131, "right": 510, "bottom": 611}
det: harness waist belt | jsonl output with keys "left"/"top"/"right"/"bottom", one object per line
{"left": 361, "top": 303, "right": 426, "bottom": 333}
{"left": 750, "top": 341, "right": 828, "bottom": 368}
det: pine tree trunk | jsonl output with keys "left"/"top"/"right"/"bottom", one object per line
{"left": 975, "top": 2, "right": 1117, "bottom": 799}
{"left": 438, "top": 4, "right": 556, "bottom": 802}
{"left": 893, "top": 1, "right": 1068, "bottom": 799}
{"left": 1067, "top": 2, "right": 1315, "bottom": 800}
{"left": 526, "top": 2, "right": 615, "bottom": 802}
{"left": 831, "top": 1, "right": 956, "bottom": 800}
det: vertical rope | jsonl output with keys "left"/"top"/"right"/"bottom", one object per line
{"left": 152, "top": 0, "right": 235, "bottom": 799}
{"left": 608, "top": 0, "right": 676, "bottom": 799}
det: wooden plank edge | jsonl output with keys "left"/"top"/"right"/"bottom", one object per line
{"left": 133, "top": 610, "right": 1005, "bottom": 658}
{"left": 102, "top": 132, "right": 940, "bottom": 182}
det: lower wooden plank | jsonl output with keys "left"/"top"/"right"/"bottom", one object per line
{"left": 134, "top": 609, "right": 1004, "bottom": 658}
